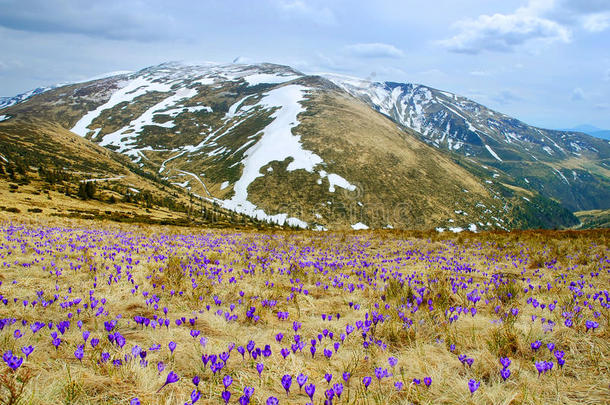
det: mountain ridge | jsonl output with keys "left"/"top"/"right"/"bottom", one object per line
{"left": 1, "top": 61, "right": 603, "bottom": 230}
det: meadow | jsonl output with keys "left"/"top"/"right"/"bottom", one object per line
{"left": 0, "top": 217, "right": 608, "bottom": 404}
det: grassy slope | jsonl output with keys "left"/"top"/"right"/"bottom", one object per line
{"left": 249, "top": 90, "right": 500, "bottom": 230}
{"left": 574, "top": 209, "right": 610, "bottom": 229}
{"left": 0, "top": 117, "right": 278, "bottom": 229}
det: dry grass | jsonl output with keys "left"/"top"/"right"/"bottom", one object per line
{"left": 0, "top": 216, "right": 608, "bottom": 404}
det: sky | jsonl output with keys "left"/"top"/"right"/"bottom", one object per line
{"left": 0, "top": 0, "right": 609, "bottom": 129}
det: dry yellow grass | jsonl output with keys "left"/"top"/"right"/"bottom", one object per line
{"left": 0, "top": 215, "right": 608, "bottom": 404}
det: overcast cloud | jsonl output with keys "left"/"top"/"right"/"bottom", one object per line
{"left": 0, "top": 0, "right": 608, "bottom": 129}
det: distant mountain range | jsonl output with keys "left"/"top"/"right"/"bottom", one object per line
{"left": 559, "top": 125, "right": 610, "bottom": 140}
{"left": 1, "top": 62, "right": 608, "bottom": 230}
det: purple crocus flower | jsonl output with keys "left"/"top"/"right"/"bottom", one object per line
{"left": 223, "top": 375, "right": 233, "bottom": 388}
{"left": 130, "top": 398, "right": 140, "bottom": 405}
{"left": 266, "top": 397, "right": 279, "bottom": 405}
{"left": 424, "top": 377, "right": 432, "bottom": 387}
{"left": 325, "top": 388, "right": 335, "bottom": 401}
{"left": 6, "top": 355, "right": 23, "bottom": 370}
{"left": 281, "top": 374, "right": 292, "bottom": 395}
{"left": 157, "top": 361, "right": 165, "bottom": 374}
{"left": 395, "top": 381, "right": 404, "bottom": 391}
{"left": 585, "top": 320, "right": 599, "bottom": 331}
{"left": 3, "top": 351, "right": 12, "bottom": 364}
{"left": 297, "top": 373, "right": 308, "bottom": 389}
{"left": 52, "top": 337, "right": 61, "bottom": 349}
{"left": 74, "top": 345, "right": 84, "bottom": 362}
{"left": 500, "top": 367, "right": 511, "bottom": 381}
{"left": 222, "top": 390, "right": 231, "bottom": 404}
{"left": 90, "top": 338, "right": 99, "bottom": 348}
{"left": 363, "top": 376, "right": 372, "bottom": 390}
{"left": 342, "top": 372, "right": 351, "bottom": 383}
{"left": 333, "top": 383, "right": 343, "bottom": 398}
{"left": 256, "top": 363, "right": 264, "bottom": 376}
{"left": 388, "top": 356, "right": 398, "bottom": 367}
{"left": 114, "top": 333, "right": 126, "bottom": 348}
{"left": 324, "top": 373, "right": 332, "bottom": 383}
{"left": 168, "top": 341, "right": 176, "bottom": 354}
{"left": 21, "top": 345, "right": 34, "bottom": 358}
{"left": 531, "top": 340, "right": 542, "bottom": 351}
{"left": 191, "top": 389, "right": 201, "bottom": 404}
{"left": 157, "top": 371, "right": 179, "bottom": 392}
{"left": 305, "top": 383, "right": 316, "bottom": 401}
{"left": 468, "top": 379, "right": 480, "bottom": 394}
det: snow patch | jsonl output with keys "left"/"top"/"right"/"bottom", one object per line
{"left": 81, "top": 176, "right": 125, "bottom": 183}
{"left": 220, "top": 181, "right": 229, "bottom": 190}
{"left": 194, "top": 77, "right": 215, "bottom": 86}
{"left": 351, "top": 222, "right": 369, "bottom": 230}
{"left": 99, "top": 87, "right": 199, "bottom": 152}
{"left": 243, "top": 73, "right": 300, "bottom": 87}
{"left": 319, "top": 170, "right": 356, "bottom": 193}
{"left": 71, "top": 76, "right": 173, "bottom": 137}
{"left": 0, "top": 115, "right": 11, "bottom": 122}
{"left": 553, "top": 168, "right": 569, "bottom": 185}
{"left": 484, "top": 144, "right": 502, "bottom": 161}
{"left": 217, "top": 84, "right": 320, "bottom": 228}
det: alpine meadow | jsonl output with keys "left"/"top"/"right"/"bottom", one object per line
{"left": 0, "top": 1, "right": 609, "bottom": 404}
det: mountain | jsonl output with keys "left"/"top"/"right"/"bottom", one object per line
{"left": 0, "top": 86, "right": 59, "bottom": 110}
{"left": 1, "top": 61, "right": 596, "bottom": 230}
{"left": 324, "top": 74, "right": 610, "bottom": 213}
{"left": 560, "top": 125, "right": 610, "bottom": 141}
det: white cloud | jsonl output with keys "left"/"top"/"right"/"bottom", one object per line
{"left": 571, "top": 87, "right": 585, "bottom": 101}
{"left": 439, "top": 3, "right": 571, "bottom": 54}
{"left": 344, "top": 43, "right": 405, "bottom": 58}
{"left": 0, "top": 0, "right": 178, "bottom": 41}
{"left": 581, "top": 12, "right": 610, "bottom": 32}
{"left": 546, "top": 1, "right": 610, "bottom": 32}
{"left": 273, "top": 0, "right": 336, "bottom": 25}
{"left": 470, "top": 70, "right": 491, "bottom": 76}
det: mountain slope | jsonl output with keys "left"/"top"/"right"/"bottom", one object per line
{"left": 324, "top": 74, "right": 610, "bottom": 212}
{"left": 0, "top": 115, "right": 270, "bottom": 227}
{"left": 0, "top": 62, "right": 582, "bottom": 230}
